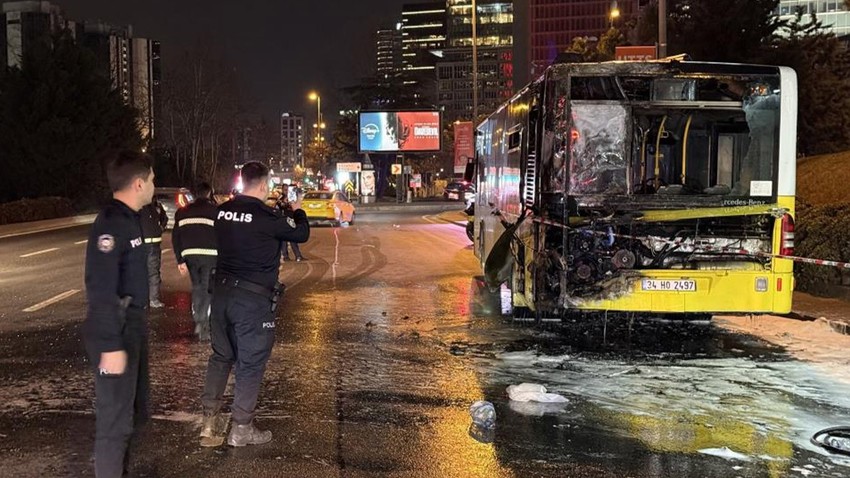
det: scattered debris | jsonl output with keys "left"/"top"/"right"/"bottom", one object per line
{"left": 506, "top": 383, "right": 568, "bottom": 403}
{"left": 697, "top": 447, "right": 752, "bottom": 462}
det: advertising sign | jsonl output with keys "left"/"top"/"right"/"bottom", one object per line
{"left": 453, "top": 121, "right": 474, "bottom": 175}
{"left": 409, "top": 174, "right": 422, "bottom": 189}
{"left": 615, "top": 45, "right": 657, "bottom": 61}
{"left": 361, "top": 171, "right": 376, "bottom": 196}
{"left": 336, "top": 162, "right": 362, "bottom": 173}
{"left": 359, "top": 111, "right": 441, "bottom": 153}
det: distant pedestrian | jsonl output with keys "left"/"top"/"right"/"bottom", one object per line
{"left": 82, "top": 150, "right": 155, "bottom": 477}
{"left": 200, "top": 162, "right": 309, "bottom": 447}
{"left": 140, "top": 196, "right": 168, "bottom": 308}
{"left": 275, "top": 194, "right": 305, "bottom": 262}
{"left": 172, "top": 182, "right": 218, "bottom": 340}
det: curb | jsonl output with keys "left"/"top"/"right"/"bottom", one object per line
{"left": 356, "top": 203, "right": 464, "bottom": 213}
{"left": 784, "top": 311, "right": 850, "bottom": 336}
{"left": 817, "top": 318, "right": 850, "bottom": 336}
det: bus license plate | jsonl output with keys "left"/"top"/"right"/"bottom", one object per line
{"left": 641, "top": 279, "right": 696, "bottom": 292}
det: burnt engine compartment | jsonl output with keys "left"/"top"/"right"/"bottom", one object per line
{"left": 536, "top": 212, "right": 775, "bottom": 304}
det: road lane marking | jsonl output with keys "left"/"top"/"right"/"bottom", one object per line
{"left": 23, "top": 289, "right": 80, "bottom": 312}
{"left": 20, "top": 247, "right": 60, "bottom": 258}
{"left": 75, "top": 240, "right": 88, "bottom": 245}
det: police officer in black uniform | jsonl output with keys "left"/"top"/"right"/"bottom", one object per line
{"left": 140, "top": 197, "right": 168, "bottom": 307}
{"left": 200, "top": 161, "right": 309, "bottom": 447}
{"left": 82, "top": 151, "right": 155, "bottom": 478}
{"left": 172, "top": 182, "right": 218, "bottom": 340}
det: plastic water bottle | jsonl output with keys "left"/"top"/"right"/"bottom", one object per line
{"left": 469, "top": 400, "right": 496, "bottom": 429}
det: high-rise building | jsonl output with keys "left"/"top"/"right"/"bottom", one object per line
{"left": 83, "top": 22, "right": 160, "bottom": 141}
{"left": 524, "top": 0, "right": 641, "bottom": 78}
{"left": 375, "top": 26, "right": 403, "bottom": 84}
{"left": 280, "top": 113, "right": 304, "bottom": 168}
{"left": 0, "top": 1, "right": 81, "bottom": 68}
{"left": 131, "top": 38, "right": 160, "bottom": 142}
{"left": 438, "top": 0, "right": 514, "bottom": 122}
{"left": 400, "top": 1, "right": 446, "bottom": 93}
{"left": 776, "top": 1, "right": 850, "bottom": 38}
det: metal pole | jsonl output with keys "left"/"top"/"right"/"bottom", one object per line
{"left": 658, "top": 0, "right": 667, "bottom": 58}
{"left": 471, "top": 0, "right": 478, "bottom": 122}
{"left": 317, "top": 95, "right": 322, "bottom": 142}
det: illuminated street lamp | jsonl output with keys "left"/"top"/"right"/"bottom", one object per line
{"left": 308, "top": 91, "right": 322, "bottom": 142}
{"left": 609, "top": 1, "right": 620, "bottom": 27}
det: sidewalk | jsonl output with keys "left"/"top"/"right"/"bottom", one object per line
{"left": 0, "top": 214, "right": 97, "bottom": 239}
{"left": 791, "top": 291, "right": 850, "bottom": 336}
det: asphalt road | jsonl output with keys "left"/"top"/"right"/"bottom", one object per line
{"left": 0, "top": 209, "right": 849, "bottom": 477}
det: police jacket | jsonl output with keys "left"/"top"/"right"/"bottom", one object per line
{"left": 172, "top": 197, "right": 218, "bottom": 264}
{"left": 215, "top": 195, "right": 310, "bottom": 291}
{"left": 140, "top": 200, "right": 168, "bottom": 244}
{"left": 82, "top": 199, "right": 148, "bottom": 354}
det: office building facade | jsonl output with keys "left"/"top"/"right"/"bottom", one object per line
{"left": 776, "top": 0, "right": 850, "bottom": 38}
{"left": 280, "top": 113, "right": 305, "bottom": 168}
{"left": 438, "top": 0, "right": 515, "bottom": 122}
{"left": 1, "top": 1, "right": 81, "bottom": 68}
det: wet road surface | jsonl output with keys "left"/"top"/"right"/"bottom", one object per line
{"left": 1, "top": 209, "right": 849, "bottom": 477}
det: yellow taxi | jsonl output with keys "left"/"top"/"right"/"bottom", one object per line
{"left": 301, "top": 190, "right": 355, "bottom": 225}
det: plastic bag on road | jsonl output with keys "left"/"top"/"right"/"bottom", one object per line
{"left": 506, "top": 383, "right": 569, "bottom": 403}
{"left": 469, "top": 400, "right": 496, "bottom": 428}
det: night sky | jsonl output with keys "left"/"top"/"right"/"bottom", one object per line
{"left": 62, "top": 0, "right": 407, "bottom": 121}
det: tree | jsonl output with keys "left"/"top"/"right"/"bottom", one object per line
{"left": 0, "top": 31, "right": 141, "bottom": 205}
{"left": 761, "top": 10, "right": 850, "bottom": 156}
{"left": 636, "top": 0, "right": 782, "bottom": 62}
{"left": 158, "top": 43, "right": 244, "bottom": 188}
{"left": 565, "top": 27, "right": 626, "bottom": 62}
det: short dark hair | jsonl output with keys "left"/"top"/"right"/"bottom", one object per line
{"left": 106, "top": 151, "right": 153, "bottom": 192}
{"left": 240, "top": 161, "right": 269, "bottom": 190}
{"left": 194, "top": 182, "right": 213, "bottom": 198}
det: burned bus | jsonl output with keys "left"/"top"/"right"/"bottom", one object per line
{"left": 471, "top": 60, "right": 796, "bottom": 320}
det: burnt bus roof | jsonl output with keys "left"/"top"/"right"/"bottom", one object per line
{"left": 546, "top": 60, "right": 781, "bottom": 79}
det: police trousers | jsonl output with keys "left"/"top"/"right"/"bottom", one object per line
{"left": 86, "top": 310, "right": 149, "bottom": 478}
{"left": 145, "top": 244, "right": 162, "bottom": 302}
{"left": 202, "top": 286, "right": 275, "bottom": 425}
{"left": 186, "top": 255, "right": 216, "bottom": 333}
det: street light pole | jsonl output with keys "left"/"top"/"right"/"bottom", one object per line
{"left": 471, "top": 0, "right": 478, "bottom": 122}
{"left": 658, "top": 0, "right": 667, "bottom": 58}
{"left": 309, "top": 92, "right": 322, "bottom": 142}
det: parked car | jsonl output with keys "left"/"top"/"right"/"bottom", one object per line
{"left": 301, "top": 190, "right": 355, "bottom": 226}
{"left": 153, "top": 187, "right": 193, "bottom": 229}
{"left": 443, "top": 181, "right": 475, "bottom": 201}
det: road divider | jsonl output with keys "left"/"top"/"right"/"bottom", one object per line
{"left": 23, "top": 289, "right": 80, "bottom": 312}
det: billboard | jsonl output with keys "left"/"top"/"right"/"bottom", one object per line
{"left": 359, "top": 111, "right": 441, "bottom": 153}
{"left": 453, "top": 121, "right": 474, "bottom": 175}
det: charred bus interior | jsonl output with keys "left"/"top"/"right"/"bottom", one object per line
{"left": 481, "top": 63, "right": 790, "bottom": 315}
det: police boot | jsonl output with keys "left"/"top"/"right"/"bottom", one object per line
{"left": 227, "top": 422, "right": 272, "bottom": 447}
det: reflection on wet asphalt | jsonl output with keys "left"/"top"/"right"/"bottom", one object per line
{"left": 0, "top": 212, "right": 849, "bottom": 477}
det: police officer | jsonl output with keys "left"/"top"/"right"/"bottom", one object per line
{"left": 140, "top": 195, "right": 168, "bottom": 307}
{"left": 200, "top": 161, "right": 309, "bottom": 447}
{"left": 82, "top": 151, "right": 155, "bottom": 477}
{"left": 172, "top": 182, "right": 218, "bottom": 340}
